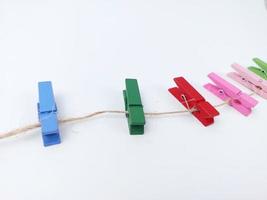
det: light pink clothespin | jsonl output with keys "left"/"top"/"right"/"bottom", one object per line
{"left": 204, "top": 72, "right": 258, "bottom": 116}
{"left": 227, "top": 63, "right": 267, "bottom": 99}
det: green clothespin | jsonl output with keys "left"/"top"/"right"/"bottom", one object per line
{"left": 123, "top": 79, "right": 145, "bottom": 135}
{"left": 248, "top": 58, "right": 267, "bottom": 80}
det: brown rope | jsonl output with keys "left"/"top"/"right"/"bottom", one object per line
{"left": 0, "top": 93, "right": 255, "bottom": 140}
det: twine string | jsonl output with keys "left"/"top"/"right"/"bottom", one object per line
{"left": 181, "top": 94, "right": 196, "bottom": 112}
{"left": 0, "top": 92, "right": 255, "bottom": 140}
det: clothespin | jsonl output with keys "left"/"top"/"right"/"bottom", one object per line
{"left": 248, "top": 58, "right": 267, "bottom": 80}
{"left": 123, "top": 79, "right": 145, "bottom": 135}
{"left": 228, "top": 63, "right": 267, "bottom": 99}
{"left": 37, "top": 81, "right": 61, "bottom": 146}
{"left": 168, "top": 77, "right": 219, "bottom": 127}
{"left": 204, "top": 72, "right": 258, "bottom": 116}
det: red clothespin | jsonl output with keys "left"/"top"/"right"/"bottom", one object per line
{"left": 168, "top": 77, "right": 220, "bottom": 126}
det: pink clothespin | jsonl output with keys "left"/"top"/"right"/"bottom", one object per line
{"left": 227, "top": 63, "right": 267, "bottom": 99}
{"left": 204, "top": 72, "right": 258, "bottom": 116}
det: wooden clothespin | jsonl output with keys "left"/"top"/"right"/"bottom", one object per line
{"left": 248, "top": 58, "right": 267, "bottom": 80}
{"left": 228, "top": 63, "right": 267, "bottom": 99}
{"left": 205, "top": 72, "right": 258, "bottom": 116}
{"left": 169, "top": 77, "right": 219, "bottom": 127}
{"left": 123, "top": 79, "right": 145, "bottom": 135}
{"left": 38, "top": 81, "right": 61, "bottom": 146}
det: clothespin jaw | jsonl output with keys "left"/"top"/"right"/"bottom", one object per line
{"left": 168, "top": 77, "right": 219, "bottom": 127}
{"left": 123, "top": 79, "right": 145, "bottom": 135}
{"left": 228, "top": 63, "right": 267, "bottom": 99}
{"left": 248, "top": 58, "right": 267, "bottom": 80}
{"left": 204, "top": 72, "right": 258, "bottom": 116}
{"left": 38, "top": 81, "right": 61, "bottom": 146}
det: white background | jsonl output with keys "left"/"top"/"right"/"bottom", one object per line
{"left": 0, "top": 0, "right": 267, "bottom": 199}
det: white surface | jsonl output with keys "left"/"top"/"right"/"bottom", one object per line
{"left": 0, "top": 0, "right": 267, "bottom": 199}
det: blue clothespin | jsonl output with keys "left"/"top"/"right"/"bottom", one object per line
{"left": 37, "top": 81, "right": 61, "bottom": 146}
